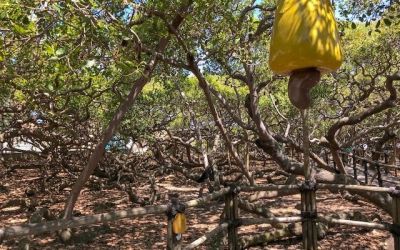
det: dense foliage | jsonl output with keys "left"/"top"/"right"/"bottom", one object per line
{"left": 1, "top": 0, "right": 399, "bottom": 220}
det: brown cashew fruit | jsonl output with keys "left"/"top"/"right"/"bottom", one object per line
{"left": 288, "top": 68, "right": 321, "bottom": 109}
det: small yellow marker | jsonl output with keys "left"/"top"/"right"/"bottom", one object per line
{"left": 172, "top": 213, "right": 187, "bottom": 234}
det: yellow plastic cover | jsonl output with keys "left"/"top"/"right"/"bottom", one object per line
{"left": 172, "top": 213, "right": 187, "bottom": 234}
{"left": 269, "top": 0, "right": 343, "bottom": 75}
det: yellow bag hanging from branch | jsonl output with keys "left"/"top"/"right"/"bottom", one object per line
{"left": 172, "top": 213, "right": 187, "bottom": 234}
{"left": 269, "top": 0, "right": 343, "bottom": 109}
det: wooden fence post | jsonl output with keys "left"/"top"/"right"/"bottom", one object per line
{"left": 383, "top": 152, "right": 390, "bottom": 174}
{"left": 333, "top": 158, "right": 336, "bottom": 171}
{"left": 325, "top": 151, "right": 329, "bottom": 165}
{"left": 166, "top": 194, "right": 185, "bottom": 250}
{"left": 352, "top": 151, "right": 357, "bottom": 181}
{"left": 376, "top": 163, "right": 383, "bottom": 187}
{"left": 390, "top": 186, "right": 400, "bottom": 250}
{"left": 384, "top": 153, "right": 389, "bottom": 174}
{"left": 167, "top": 217, "right": 180, "bottom": 250}
{"left": 341, "top": 153, "right": 347, "bottom": 165}
{"left": 363, "top": 160, "right": 368, "bottom": 185}
{"left": 300, "top": 180, "right": 318, "bottom": 250}
{"left": 225, "top": 186, "right": 239, "bottom": 250}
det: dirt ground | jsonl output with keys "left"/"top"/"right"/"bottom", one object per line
{"left": 0, "top": 168, "right": 394, "bottom": 249}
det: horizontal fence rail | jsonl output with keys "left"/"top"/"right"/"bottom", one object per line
{"left": 241, "top": 183, "right": 396, "bottom": 193}
{"left": 0, "top": 188, "right": 231, "bottom": 241}
{"left": 339, "top": 151, "right": 400, "bottom": 170}
{"left": 240, "top": 184, "right": 300, "bottom": 192}
{"left": 317, "top": 216, "right": 392, "bottom": 231}
{"left": 317, "top": 184, "right": 393, "bottom": 193}
{"left": 0, "top": 205, "right": 169, "bottom": 241}
{"left": 2, "top": 179, "right": 400, "bottom": 249}
{"left": 239, "top": 217, "right": 303, "bottom": 226}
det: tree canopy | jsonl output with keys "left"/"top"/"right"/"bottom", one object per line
{"left": 1, "top": 0, "right": 400, "bottom": 226}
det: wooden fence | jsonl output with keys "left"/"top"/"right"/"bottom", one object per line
{"left": 287, "top": 147, "right": 399, "bottom": 185}
{"left": 335, "top": 150, "right": 400, "bottom": 187}
{"left": 1, "top": 182, "right": 400, "bottom": 249}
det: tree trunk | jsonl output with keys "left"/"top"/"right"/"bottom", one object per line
{"left": 62, "top": 1, "right": 194, "bottom": 219}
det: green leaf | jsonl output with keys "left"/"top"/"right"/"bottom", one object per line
{"left": 22, "top": 16, "right": 30, "bottom": 25}
{"left": 13, "top": 23, "right": 29, "bottom": 34}
{"left": 45, "top": 44, "right": 55, "bottom": 56}
{"left": 55, "top": 48, "right": 65, "bottom": 56}
{"left": 47, "top": 83, "right": 54, "bottom": 91}
{"left": 383, "top": 18, "right": 391, "bottom": 26}
{"left": 375, "top": 20, "right": 381, "bottom": 29}
{"left": 351, "top": 22, "right": 356, "bottom": 29}
{"left": 124, "top": 60, "right": 135, "bottom": 68}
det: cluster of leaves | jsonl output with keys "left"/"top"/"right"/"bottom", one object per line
{"left": 0, "top": 0, "right": 399, "bottom": 196}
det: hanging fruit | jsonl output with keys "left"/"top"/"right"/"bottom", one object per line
{"left": 269, "top": 0, "right": 343, "bottom": 109}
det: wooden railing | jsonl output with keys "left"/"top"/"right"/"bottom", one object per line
{"left": 336, "top": 151, "right": 399, "bottom": 187}
{"left": 1, "top": 183, "right": 400, "bottom": 249}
